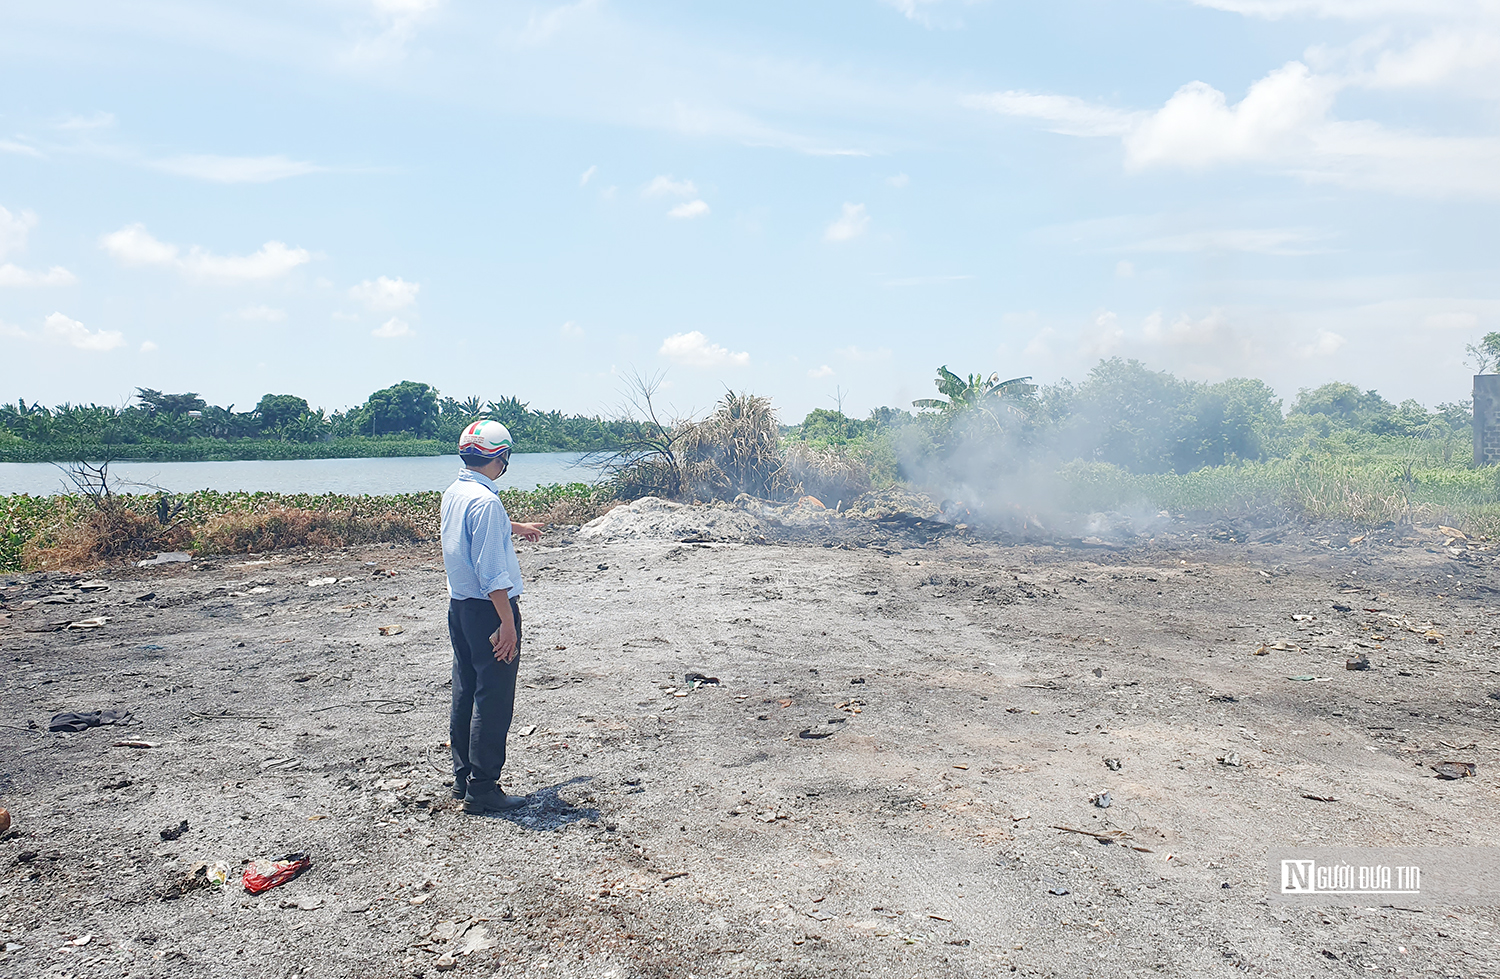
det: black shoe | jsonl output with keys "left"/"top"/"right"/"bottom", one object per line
{"left": 450, "top": 786, "right": 466, "bottom": 800}
{"left": 462, "top": 791, "right": 530, "bottom": 815}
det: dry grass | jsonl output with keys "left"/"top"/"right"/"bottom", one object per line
{"left": 194, "top": 506, "right": 422, "bottom": 555}
{"left": 781, "top": 442, "right": 872, "bottom": 509}
{"left": 22, "top": 504, "right": 193, "bottom": 571}
{"left": 677, "top": 391, "right": 787, "bottom": 500}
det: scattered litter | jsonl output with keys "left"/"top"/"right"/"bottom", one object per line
{"left": 835, "top": 699, "right": 866, "bottom": 714}
{"left": 134, "top": 592, "right": 156, "bottom": 602}
{"left": 519, "top": 724, "right": 537, "bottom": 737}
{"left": 1345, "top": 653, "right": 1371, "bottom": 671}
{"left": 282, "top": 895, "right": 324, "bottom": 910}
{"left": 161, "top": 861, "right": 229, "bottom": 899}
{"left": 1103, "top": 758, "right": 1123, "bottom": 771}
{"left": 1255, "top": 642, "right": 1301, "bottom": 655}
{"left": 1047, "top": 888, "right": 1070, "bottom": 896}
{"left": 1438, "top": 525, "right": 1466, "bottom": 540}
{"left": 377, "top": 624, "right": 404, "bottom": 637}
{"left": 49, "top": 709, "right": 133, "bottom": 733}
{"left": 1051, "top": 825, "right": 1152, "bottom": 852}
{"left": 113, "top": 740, "right": 156, "bottom": 749}
{"left": 1432, "top": 761, "right": 1477, "bottom": 780}
{"left": 661, "top": 871, "right": 689, "bottom": 882}
{"left": 66, "top": 617, "right": 108, "bottom": 630}
{"left": 76, "top": 580, "right": 109, "bottom": 592}
{"left": 70, "top": 934, "right": 92, "bottom": 946}
{"left": 434, "top": 955, "right": 457, "bottom": 972}
{"left": 1301, "top": 793, "right": 1338, "bottom": 803}
{"left": 243, "top": 852, "right": 312, "bottom": 894}
{"left": 459, "top": 925, "right": 496, "bottom": 955}
{"left": 307, "top": 577, "right": 337, "bottom": 587}
{"left": 160, "top": 820, "right": 188, "bottom": 841}
{"left": 1291, "top": 614, "right": 1317, "bottom": 622}
{"left": 684, "top": 672, "right": 721, "bottom": 688}
{"left": 1090, "top": 791, "right": 1112, "bottom": 809}
{"left": 1286, "top": 676, "right": 1331, "bottom": 682}
{"left": 138, "top": 552, "right": 191, "bottom": 567}
{"left": 1218, "top": 753, "right": 1243, "bottom": 767}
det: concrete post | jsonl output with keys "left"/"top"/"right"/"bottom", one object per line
{"left": 1476, "top": 375, "right": 1500, "bottom": 466}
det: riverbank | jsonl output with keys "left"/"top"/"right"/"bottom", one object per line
{"left": 0, "top": 484, "right": 613, "bottom": 573}
{"left": 0, "top": 436, "right": 613, "bottom": 465}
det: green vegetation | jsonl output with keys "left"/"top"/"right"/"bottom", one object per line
{"left": 1, "top": 483, "right": 611, "bottom": 572}
{"left": 0, "top": 381, "right": 638, "bottom": 462}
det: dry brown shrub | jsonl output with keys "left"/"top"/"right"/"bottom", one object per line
{"left": 677, "top": 391, "right": 788, "bottom": 500}
{"left": 195, "top": 506, "right": 421, "bottom": 555}
{"left": 781, "top": 442, "right": 872, "bottom": 509}
{"left": 23, "top": 505, "right": 193, "bottom": 571}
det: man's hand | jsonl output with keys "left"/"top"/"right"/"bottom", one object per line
{"left": 489, "top": 621, "right": 518, "bottom": 663}
{"left": 512, "top": 521, "right": 543, "bottom": 543}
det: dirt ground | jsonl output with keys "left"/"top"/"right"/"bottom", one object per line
{"left": 3, "top": 501, "right": 1500, "bottom": 978}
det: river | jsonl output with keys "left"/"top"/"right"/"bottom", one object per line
{"left": 0, "top": 452, "right": 603, "bottom": 497}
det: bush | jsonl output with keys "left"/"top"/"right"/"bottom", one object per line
{"left": 22, "top": 504, "right": 193, "bottom": 571}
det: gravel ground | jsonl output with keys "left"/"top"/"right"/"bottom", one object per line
{"left": 2, "top": 508, "right": 1499, "bottom": 978}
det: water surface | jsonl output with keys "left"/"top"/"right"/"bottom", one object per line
{"left": 0, "top": 452, "right": 601, "bottom": 497}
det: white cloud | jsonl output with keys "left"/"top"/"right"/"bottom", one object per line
{"left": 236, "top": 305, "right": 287, "bottom": 322}
{"left": 824, "top": 203, "right": 870, "bottom": 242}
{"left": 148, "top": 154, "right": 326, "bottom": 184}
{"left": 56, "top": 111, "right": 115, "bottom": 131}
{"left": 963, "top": 91, "right": 1139, "bottom": 137}
{"left": 668, "top": 199, "right": 710, "bottom": 219}
{"left": 835, "top": 345, "right": 893, "bottom": 361}
{"left": 1124, "top": 63, "right": 1338, "bottom": 170}
{"left": 659, "top": 330, "right": 749, "bottom": 368}
{"left": 140, "top": 340, "right": 158, "bottom": 353}
{"left": 349, "top": 276, "right": 420, "bottom": 310}
{"left": 518, "top": 0, "right": 601, "bottom": 46}
{"left": 0, "top": 140, "right": 44, "bottom": 158}
{"left": 0, "top": 320, "right": 29, "bottom": 340}
{"left": 100, "top": 224, "right": 311, "bottom": 280}
{"left": 350, "top": 0, "right": 445, "bottom": 62}
{"left": 644, "top": 175, "right": 698, "bottom": 197}
{"left": 886, "top": 173, "right": 910, "bottom": 188}
{"left": 973, "top": 59, "right": 1500, "bottom": 198}
{"left": 372, "top": 317, "right": 414, "bottom": 338}
{"left": 560, "top": 320, "right": 584, "bottom": 337}
{"left": 1130, "top": 227, "right": 1331, "bottom": 255}
{"left": 579, "top": 165, "right": 597, "bottom": 186}
{"left": 0, "top": 206, "right": 37, "bottom": 260}
{"left": 1115, "top": 260, "right": 1136, "bottom": 278}
{"left": 808, "top": 364, "right": 835, "bottom": 378}
{"left": 43, "top": 312, "right": 125, "bottom": 351}
{"left": 1297, "top": 328, "right": 1347, "bottom": 358}
{"left": 0, "top": 264, "right": 75, "bottom": 287}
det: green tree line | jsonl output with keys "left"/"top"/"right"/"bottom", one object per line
{"left": 791, "top": 358, "right": 1475, "bottom": 476}
{"left": 0, "top": 381, "right": 636, "bottom": 463}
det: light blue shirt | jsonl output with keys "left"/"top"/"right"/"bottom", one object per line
{"left": 440, "top": 469, "right": 523, "bottom": 601}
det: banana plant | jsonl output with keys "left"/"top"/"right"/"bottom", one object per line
{"left": 913, "top": 366, "right": 1037, "bottom": 423}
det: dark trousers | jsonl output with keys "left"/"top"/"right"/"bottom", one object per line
{"left": 447, "top": 596, "right": 521, "bottom": 795}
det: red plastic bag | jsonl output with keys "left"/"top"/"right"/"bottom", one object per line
{"left": 242, "top": 852, "right": 311, "bottom": 894}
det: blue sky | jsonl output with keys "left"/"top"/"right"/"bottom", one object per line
{"left": 2, "top": 0, "right": 1498, "bottom": 422}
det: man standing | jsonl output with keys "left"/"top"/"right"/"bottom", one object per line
{"left": 441, "top": 420, "right": 543, "bottom": 814}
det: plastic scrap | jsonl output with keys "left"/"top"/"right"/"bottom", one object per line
{"left": 378, "top": 624, "right": 404, "bottom": 636}
{"left": 243, "top": 852, "right": 312, "bottom": 894}
{"left": 49, "top": 709, "right": 133, "bottom": 733}
{"left": 137, "top": 552, "right": 191, "bottom": 567}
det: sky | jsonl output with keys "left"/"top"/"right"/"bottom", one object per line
{"left": 2, "top": 0, "right": 1499, "bottom": 422}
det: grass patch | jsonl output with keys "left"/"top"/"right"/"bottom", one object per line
{"left": 1, "top": 482, "right": 613, "bottom": 572}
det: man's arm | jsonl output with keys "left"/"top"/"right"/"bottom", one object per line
{"left": 512, "top": 521, "right": 543, "bottom": 542}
